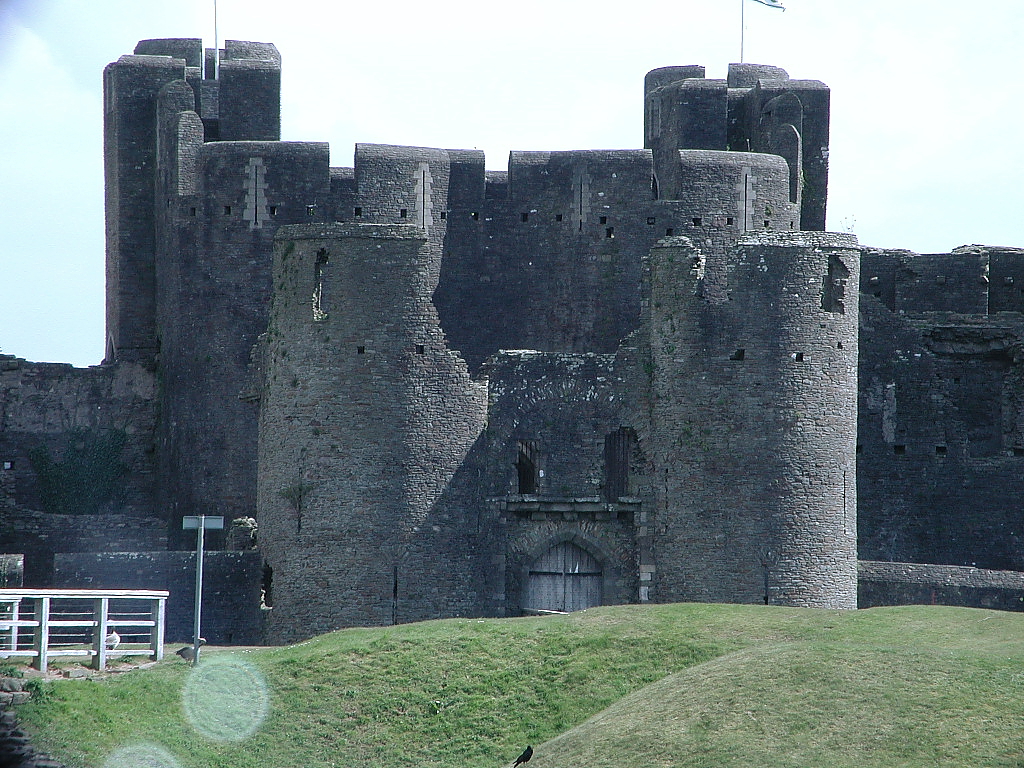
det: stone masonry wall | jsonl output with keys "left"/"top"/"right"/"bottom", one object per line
{"left": 0, "top": 357, "right": 160, "bottom": 584}
{"left": 641, "top": 232, "right": 860, "bottom": 608}
{"left": 479, "top": 351, "right": 640, "bottom": 613}
{"left": 859, "top": 560, "right": 1024, "bottom": 612}
{"left": 53, "top": 550, "right": 264, "bottom": 644}
{"left": 257, "top": 223, "right": 487, "bottom": 642}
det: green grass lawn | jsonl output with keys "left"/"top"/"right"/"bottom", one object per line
{"left": 15, "top": 603, "right": 1024, "bottom": 768}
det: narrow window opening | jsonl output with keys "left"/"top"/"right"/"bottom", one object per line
{"left": 604, "top": 427, "right": 635, "bottom": 501}
{"left": 190, "top": 207, "right": 197, "bottom": 216}
{"left": 269, "top": 205, "right": 277, "bottom": 216}
{"left": 665, "top": 228, "right": 674, "bottom": 236}
{"left": 726, "top": 216, "right": 734, "bottom": 225}
{"left": 599, "top": 216, "right": 608, "bottom": 224}
{"left": 837, "top": 341, "right": 844, "bottom": 349}
{"left": 400, "top": 208, "right": 408, "bottom": 218}
{"left": 357, "top": 346, "right": 366, "bottom": 354}
{"left": 354, "top": 206, "right": 362, "bottom": 217}
{"left": 312, "top": 248, "right": 329, "bottom": 322}
{"left": 224, "top": 205, "right": 232, "bottom": 215}
{"left": 763, "top": 219, "right": 770, "bottom": 228}
{"left": 516, "top": 440, "right": 538, "bottom": 495}
{"left": 605, "top": 227, "right": 615, "bottom": 239}
{"left": 935, "top": 446, "right": 947, "bottom": 456}
{"left": 894, "top": 444, "right": 906, "bottom": 455}
{"left": 439, "top": 211, "right": 447, "bottom": 220}
{"left": 555, "top": 214, "right": 563, "bottom": 222}
{"left": 647, "top": 216, "right": 656, "bottom": 225}
{"left": 793, "top": 352, "right": 804, "bottom": 362}
{"left": 692, "top": 217, "right": 702, "bottom": 226}
{"left": 789, "top": 220, "right": 795, "bottom": 229}
{"left": 392, "top": 566, "right": 399, "bottom": 625}
{"left": 521, "top": 212, "right": 529, "bottom": 222}
{"left": 415, "top": 344, "right": 425, "bottom": 355}
{"left": 729, "top": 348, "right": 745, "bottom": 361}
{"left": 261, "top": 564, "right": 273, "bottom": 608}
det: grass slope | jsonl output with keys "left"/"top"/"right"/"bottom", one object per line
{"left": 17, "top": 603, "right": 1024, "bottom": 768}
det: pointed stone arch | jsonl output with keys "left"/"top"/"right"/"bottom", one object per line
{"left": 523, "top": 535, "right": 608, "bottom": 613}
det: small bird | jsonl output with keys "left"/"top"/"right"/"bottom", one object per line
{"left": 512, "top": 745, "right": 533, "bottom": 767}
{"left": 175, "top": 638, "right": 207, "bottom": 662}
{"left": 104, "top": 631, "right": 120, "bottom": 650}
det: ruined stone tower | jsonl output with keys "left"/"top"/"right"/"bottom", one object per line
{"left": 255, "top": 224, "right": 487, "bottom": 642}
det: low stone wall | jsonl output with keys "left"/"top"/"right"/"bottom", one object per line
{"left": 858, "top": 560, "right": 1024, "bottom": 611}
{"left": 52, "top": 551, "right": 265, "bottom": 644}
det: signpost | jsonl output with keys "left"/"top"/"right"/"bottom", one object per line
{"left": 182, "top": 515, "right": 224, "bottom": 664}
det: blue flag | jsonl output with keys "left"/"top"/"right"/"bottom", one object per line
{"left": 751, "top": 0, "right": 786, "bottom": 9}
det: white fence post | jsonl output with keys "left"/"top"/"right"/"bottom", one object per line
{"left": 32, "top": 597, "right": 50, "bottom": 673}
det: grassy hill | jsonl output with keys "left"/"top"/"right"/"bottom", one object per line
{"left": 16, "top": 603, "right": 1024, "bottom": 768}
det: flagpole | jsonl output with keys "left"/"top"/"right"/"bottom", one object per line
{"left": 740, "top": 0, "right": 745, "bottom": 63}
{"left": 214, "top": 0, "right": 219, "bottom": 79}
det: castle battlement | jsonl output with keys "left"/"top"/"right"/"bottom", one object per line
{"left": 4, "top": 38, "right": 1024, "bottom": 644}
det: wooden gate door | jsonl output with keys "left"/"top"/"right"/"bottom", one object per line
{"left": 525, "top": 542, "right": 602, "bottom": 613}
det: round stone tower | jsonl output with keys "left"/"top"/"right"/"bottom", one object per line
{"left": 256, "top": 223, "right": 487, "bottom": 642}
{"left": 643, "top": 230, "right": 860, "bottom": 609}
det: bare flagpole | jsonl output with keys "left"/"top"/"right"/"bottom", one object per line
{"left": 741, "top": 0, "right": 745, "bottom": 63}
{"left": 214, "top": 0, "right": 219, "bottom": 78}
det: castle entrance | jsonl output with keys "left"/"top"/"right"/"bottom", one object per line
{"left": 525, "top": 542, "right": 602, "bottom": 613}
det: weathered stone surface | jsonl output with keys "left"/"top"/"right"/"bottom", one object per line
{"left": 4, "top": 38, "right": 1024, "bottom": 650}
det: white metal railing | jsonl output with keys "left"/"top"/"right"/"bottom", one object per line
{"left": 0, "top": 589, "right": 167, "bottom": 673}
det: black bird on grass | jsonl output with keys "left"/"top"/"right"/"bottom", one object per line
{"left": 175, "top": 638, "right": 207, "bottom": 662}
{"left": 512, "top": 745, "right": 533, "bottom": 766}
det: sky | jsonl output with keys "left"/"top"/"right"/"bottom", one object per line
{"left": 0, "top": 0, "right": 1021, "bottom": 367}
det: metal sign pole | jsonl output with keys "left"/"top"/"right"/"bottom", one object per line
{"left": 193, "top": 517, "right": 205, "bottom": 663}
{"left": 183, "top": 515, "right": 224, "bottom": 664}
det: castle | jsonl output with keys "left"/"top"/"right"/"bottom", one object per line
{"left": 2, "top": 38, "right": 1024, "bottom": 644}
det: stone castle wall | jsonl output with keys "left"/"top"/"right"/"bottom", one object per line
{"left": 256, "top": 223, "right": 487, "bottom": 642}
{"left": 53, "top": 550, "right": 263, "bottom": 644}
{"left": 640, "top": 232, "right": 860, "bottom": 608}
{"left": 9, "top": 38, "right": 1024, "bottom": 645}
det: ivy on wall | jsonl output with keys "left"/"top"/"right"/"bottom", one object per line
{"left": 28, "top": 428, "right": 128, "bottom": 515}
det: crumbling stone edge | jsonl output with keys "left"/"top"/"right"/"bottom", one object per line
{"left": 0, "top": 680, "right": 67, "bottom": 768}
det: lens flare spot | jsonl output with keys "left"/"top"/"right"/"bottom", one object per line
{"left": 104, "top": 743, "right": 181, "bottom": 768}
{"left": 182, "top": 655, "right": 270, "bottom": 742}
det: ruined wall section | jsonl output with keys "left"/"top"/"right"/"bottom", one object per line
{"left": 257, "top": 224, "right": 487, "bottom": 642}
{"left": 857, "top": 290, "right": 1024, "bottom": 570}
{"left": 474, "top": 351, "right": 640, "bottom": 613}
{"left": 156, "top": 140, "right": 330, "bottom": 544}
{"left": 0, "top": 356, "right": 160, "bottom": 584}
{"left": 437, "top": 150, "right": 665, "bottom": 368}
{"left": 641, "top": 233, "right": 859, "bottom": 608}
